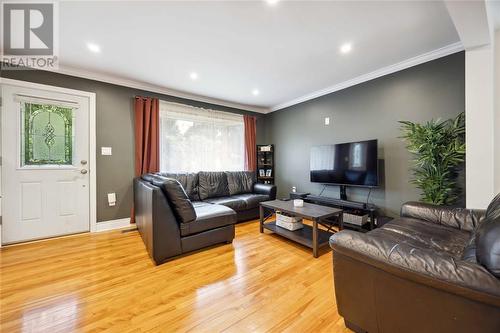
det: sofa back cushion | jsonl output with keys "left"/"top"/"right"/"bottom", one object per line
{"left": 475, "top": 194, "right": 500, "bottom": 278}
{"left": 157, "top": 172, "right": 199, "bottom": 201}
{"left": 486, "top": 192, "right": 500, "bottom": 220}
{"left": 151, "top": 177, "right": 197, "bottom": 224}
{"left": 198, "top": 171, "right": 230, "bottom": 200}
{"left": 461, "top": 235, "right": 478, "bottom": 263}
{"left": 225, "top": 171, "right": 256, "bottom": 196}
{"left": 473, "top": 193, "right": 500, "bottom": 275}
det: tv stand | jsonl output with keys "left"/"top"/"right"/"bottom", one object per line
{"left": 339, "top": 185, "right": 347, "bottom": 201}
{"left": 304, "top": 195, "right": 377, "bottom": 231}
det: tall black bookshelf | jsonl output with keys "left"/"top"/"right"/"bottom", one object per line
{"left": 256, "top": 144, "right": 274, "bottom": 184}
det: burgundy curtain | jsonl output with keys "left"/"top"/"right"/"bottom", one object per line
{"left": 244, "top": 115, "right": 257, "bottom": 171}
{"left": 132, "top": 96, "right": 159, "bottom": 222}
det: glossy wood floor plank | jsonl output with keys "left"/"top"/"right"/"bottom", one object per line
{"left": 0, "top": 220, "right": 350, "bottom": 332}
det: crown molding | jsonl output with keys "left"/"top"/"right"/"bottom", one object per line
{"left": 35, "top": 42, "right": 463, "bottom": 115}
{"left": 42, "top": 65, "right": 270, "bottom": 114}
{"left": 270, "top": 41, "right": 464, "bottom": 112}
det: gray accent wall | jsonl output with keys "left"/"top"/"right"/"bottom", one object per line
{"left": 263, "top": 52, "right": 465, "bottom": 216}
{"left": 1, "top": 70, "right": 267, "bottom": 222}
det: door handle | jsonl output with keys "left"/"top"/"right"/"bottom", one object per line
{"left": 81, "top": 160, "right": 88, "bottom": 165}
{"left": 80, "top": 169, "right": 88, "bottom": 175}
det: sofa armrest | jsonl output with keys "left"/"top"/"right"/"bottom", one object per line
{"left": 134, "top": 178, "right": 182, "bottom": 264}
{"left": 400, "top": 201, "right": 485, "bottom": 232}
{"left": 253, "top": 183, "right": 277, "bottom": 200}
{"left": 330, "top": 230, "right": 500, "bottom": 307}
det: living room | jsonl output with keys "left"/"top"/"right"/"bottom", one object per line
{"left": 1, "top": 1, "right": 500, "bottom": 332}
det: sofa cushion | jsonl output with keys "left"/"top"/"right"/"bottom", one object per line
{"left": 225, "top": 171, "right": 256, "bottom": 196}
{"left": 157, "top": 172, "right": 199, "bottom": 201}
{"left": 459, "top": 194, "right": 500, "bottom": 263}
{"left": 231, "top": 193, "right": 269, "bottom": 209}
{"left": 198, "top": 171, "right": 230, "bottom": 200}
{"left": 151, "top": 178, "right": 196, "bottom": 224}
{"left": 476, "top": 210, "right": 500, "bottom": 278}
{"left": 204, "top": 196, "right": 247, "bottom": 211}
{"left": 180, "top": 204, "right": 236, "bottom": 236}
{"left": 381, "top": 218, "right": 470, "bottom": 258}
{"left": 461, "top": 235, "right": 478, "bottom": 263}
{"left": 192, "top": 201, "right": 212, "bottom": 208}
{"left": 400, "top": 201, "right": 484, "bottom": 232}
{"left": 485, "top": 192, "right": 500, "bottom": 220}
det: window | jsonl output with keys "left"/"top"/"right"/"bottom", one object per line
{"left": 21, "top": 102, "right": 75, "bottom": 166}
{"left": 159, "top": 101, "right": 245, "bottom": 172}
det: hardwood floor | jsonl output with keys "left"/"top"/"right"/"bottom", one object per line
{"left": 0, "top": 220, "right": 350, "bottom": 333}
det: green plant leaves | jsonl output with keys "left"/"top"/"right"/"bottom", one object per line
{"left": 399, "top": 112, "right": 465, "bottom": 205}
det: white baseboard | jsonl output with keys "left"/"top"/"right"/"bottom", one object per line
{"left": 95, "top": 218, "right": 133, "bottom": 232}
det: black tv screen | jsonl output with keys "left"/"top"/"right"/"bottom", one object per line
{"left": 310, "top": 140, "right": 378, "bottom": 187}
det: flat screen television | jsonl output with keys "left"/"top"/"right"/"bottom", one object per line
{"left": 310, "top": 139, "right": 378, "bottom": 187}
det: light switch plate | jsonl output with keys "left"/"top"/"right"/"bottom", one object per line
{"left": 108, "top": 193, "right": 116, "bottom": 206}
{"left": 324, "top": 117, "right": 330, "bottom": 125}
{"left": 101, "top": 147, "right": 112, "bottom": 155}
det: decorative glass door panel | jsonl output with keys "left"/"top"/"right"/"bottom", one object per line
{"left": 21, "top": 102, "right": 75, "bottom": 166}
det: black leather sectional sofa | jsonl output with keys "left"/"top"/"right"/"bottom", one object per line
{"left": 134, "top": 171, "right": 276, "bottom": 264}
{"left": 330, "top": 196, "right": 500, "bottom": 333}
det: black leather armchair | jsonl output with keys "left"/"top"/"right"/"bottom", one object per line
{"left": 330, "top": 200, "right": 500, "bottom": 333}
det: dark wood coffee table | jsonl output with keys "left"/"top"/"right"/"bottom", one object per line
{"left": 259, "top": 200, "right": 343, "bottom": 258}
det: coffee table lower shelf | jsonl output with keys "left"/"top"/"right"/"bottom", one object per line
{"left": 262, "top": 221, "right": 333, "bottom": 250}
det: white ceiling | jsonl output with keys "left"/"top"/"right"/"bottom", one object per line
{"left": 57, "top": 1, "right": 461, "bottom": 113}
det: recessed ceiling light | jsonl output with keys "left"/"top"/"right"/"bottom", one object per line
{"left": 340, "top": 43, "right": 352, "bottom": 54}
{"left": 266, "top": 0, "right": 279, "bottom": 5}
{"left": 87, "top": 42, "right": 101, "bottom": 53}
{"left": 190, "top": 72, "right": 198, "bottom": 80}
{"left": 252, "top": 89, "right": 260, "bottom": 96}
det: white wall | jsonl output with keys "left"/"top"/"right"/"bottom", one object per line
{"left": 465, "top": 44, "right": 495, "bottom": 208}
{"left": 495, "top": 30, "right": 500, "bottom": 194}
{"left": 446, "top": 0, "right": 498, "bottom": 208}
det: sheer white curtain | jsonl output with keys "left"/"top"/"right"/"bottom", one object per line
{"left": 159, "top": 101, "right": 245, "bottom": 172}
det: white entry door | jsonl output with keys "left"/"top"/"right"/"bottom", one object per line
{"left": 1, "top": 80, "right": 94, "bottom": 244}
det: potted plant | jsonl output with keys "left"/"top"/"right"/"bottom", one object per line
{"left": 399, "top": 112, "right": 465, "bottom": 205}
